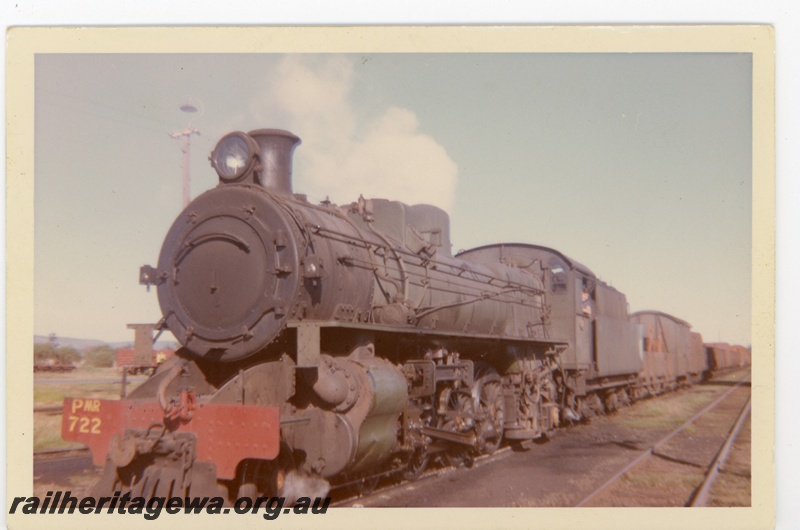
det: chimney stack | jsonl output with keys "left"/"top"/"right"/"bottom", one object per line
{"left": 248, "top": 129, "right": 301, "bottom": 196}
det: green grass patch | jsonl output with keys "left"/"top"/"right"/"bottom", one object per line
{"left": 617, "top": 390, "right": 721, "bottom": 431}
{"left": 34, "top": 412, "right": 85, "bottom": 451}
{"left": 622, "top": 470, "right": 704, "bottom": 490}
{"left": 34, "top": 383, "right": 126, "bottom": 406}
{"left": 33, "top": 366, "right": 123, "bottom": 380}
{"left": 709, "top": 474, "right": 751, "bottom": 506}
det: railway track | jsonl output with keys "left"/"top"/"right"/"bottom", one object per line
{"left": 576, "top": 374, "right": 751, "bottom": 507}
{"left": 332, "top": 369, "right": 752, "bottom": 507}
{"left": 688, "top": 395, "right": 751, "bottom": 506}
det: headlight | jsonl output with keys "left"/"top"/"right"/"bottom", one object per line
{"left": 211, "top": 132, "right": 259, "bottom": 182}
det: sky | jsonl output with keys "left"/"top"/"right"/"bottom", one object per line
{"left": 33, "top": 52, "right": 753, "bottom": 346}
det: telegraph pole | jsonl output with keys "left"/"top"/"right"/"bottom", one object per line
{"left": 170, "top": 101, "right": 201, "bottom": 208}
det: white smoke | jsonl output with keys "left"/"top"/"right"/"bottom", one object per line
{"left": 248, "top": 55, "right": 458, "bottom": 212}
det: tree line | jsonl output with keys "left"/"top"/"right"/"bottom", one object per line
{"left": 34, "top": 342, "right": 116, "bottom": 368}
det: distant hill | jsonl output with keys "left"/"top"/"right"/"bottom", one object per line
{"left": 34, "top": 335, "right": 107, "bottom": 351}
{"left": 34, "top": 335, "right": 179, "bottom": 352}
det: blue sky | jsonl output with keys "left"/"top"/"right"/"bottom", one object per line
{"left": 34, "top": 52, "right": 752, "bottom": 345}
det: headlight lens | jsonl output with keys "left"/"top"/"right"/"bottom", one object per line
{"left": 211, "top": 132, "right": 258, "bottom": 181}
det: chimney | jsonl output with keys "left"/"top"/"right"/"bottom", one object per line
{"left": 248, "top": 129, "right": 301, "bottom": 195}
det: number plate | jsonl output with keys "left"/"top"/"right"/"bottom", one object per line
{"left": 61, "top": 397, "right": 280, "bottom": 479}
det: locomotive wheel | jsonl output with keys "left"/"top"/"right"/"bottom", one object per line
{"left": 617, "top": 389, "right": 630, "bottom": 407}
{"left": 438, "top": 389, "right": 475, "bottom": 433}
{"left": 445, "top": 450, "right": 474, "bottom": 469}
{"left": 438, "top": 389, "right": 475, "bottom": 468}
{"left": 356, "top": 476, "right": 380, "bottom": 496}
{"left": 476, "top": 375, "right": 505, "bottom": 455}
{"left": 402, "top": 448, "right": 430, "bottom": 480}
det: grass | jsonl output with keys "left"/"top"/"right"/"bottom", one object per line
{"left": 616, "top": 390, "right": 718, "bottom": 431}
{"left": 34, "top": 412, "right": 86, "bottom": 451}
{"left": 33, "top": 366, "right": 123, "bottom": 380}
{"left": 621, "top": 469, "right": 704, "bottom": 490}
{"left": 584, "top": 465, "right": 707, "bottom": 507}
{"left": 708, "top": 474, "right": 751, "bottom": 506}
{"left": 34, "top": 383, "right": 129, "bottom": 406}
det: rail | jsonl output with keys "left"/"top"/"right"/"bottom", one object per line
{"left": 688, "top": 396, "right": 752, "bottom": 506}
{"left": 34, "top": 447, "right": 90, "bottom": 458}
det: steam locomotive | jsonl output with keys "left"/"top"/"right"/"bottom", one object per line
{"left": 61, "top": 128, "right": 747, "bottom": 501}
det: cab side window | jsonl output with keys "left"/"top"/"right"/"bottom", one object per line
{"left": 549, "top": 258, "right": 567, "bottom": 294}
{"left": 577, "top": 276, "right": 594, "bottom": 318}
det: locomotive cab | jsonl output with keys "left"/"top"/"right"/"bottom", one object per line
{"left": 457, "top": 244, "right": 642, "bottom": 416}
